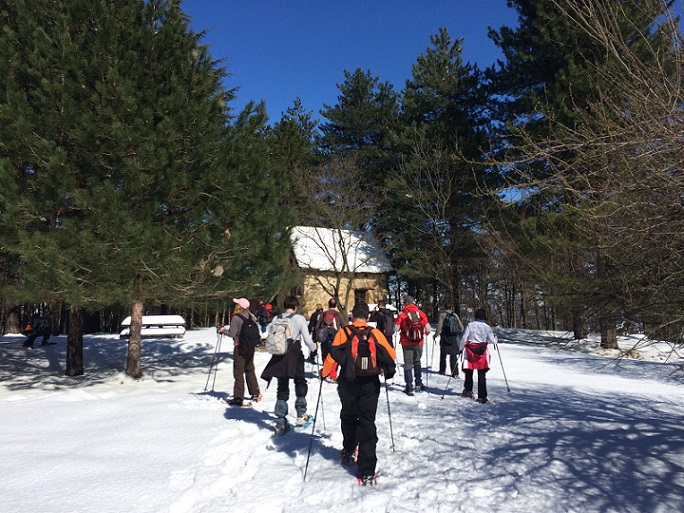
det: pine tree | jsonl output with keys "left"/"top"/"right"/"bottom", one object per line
{"left": 0, "top": 0, "right": 285, "bottom": 376}
{"left": 385, "top": 28, "right": 491, "bottom": 315}
{"left": 318, "top": 68, "right": 400, "bottom": 189}
{"left": 219, "top": 101, "right": 293, "bottom": 303}
{"left": 268, "top": 98, "right": 318, "bottom": 226}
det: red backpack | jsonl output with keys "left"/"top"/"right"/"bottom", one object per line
{"left": 315, "top": 310, "right": 338, "bottom": 344}
{"left": 406, "top": 311, "right": 424, "bottom": 343}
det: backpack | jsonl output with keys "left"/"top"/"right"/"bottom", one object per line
{"left": 380, "top": 310, "right": 395, "bottom": 340}
{"left": 406, "top": 311, "right": 424, "bottom": 343}
{"left": 265, "top": 313, "right": 296, "bottom": 355}
{"left": 237, "top": 314, "right": 261, "bottom": 348}
{"left": 345, "top": 325, "right": 380, "bottom": 377}
{"left": 257, "top": 306, "right": 270, "bottom": 325}
{"left": 442, "top": 313, "right": 460, "bottom": 337}
{"left": 315, "top": 310, "right": 338, "bottom": 344}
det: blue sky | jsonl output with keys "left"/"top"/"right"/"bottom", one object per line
{"left": 181, "top": 0, "right": 519, "bottom": 123}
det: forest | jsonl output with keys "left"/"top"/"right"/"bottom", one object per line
{"left": 1, "top": 0, "right": 683, "bottom": 376}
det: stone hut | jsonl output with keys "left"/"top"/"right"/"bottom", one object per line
{"left": 279, "top": 226, "right": 393, "bottom": 319}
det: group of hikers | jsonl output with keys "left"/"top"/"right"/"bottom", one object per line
{"left": 218, "top": 294, "right": 498, "bottom": 486}
{"left": 21, "top": 312, "right": 54, "bottom": 348}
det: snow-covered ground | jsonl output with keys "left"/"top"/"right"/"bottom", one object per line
{"left": 1, "top": 326, "right": 683, "bottom": 513}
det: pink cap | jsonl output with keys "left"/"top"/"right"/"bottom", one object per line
{"left": 233, "top": 297, "right": 250, "bottom": 309}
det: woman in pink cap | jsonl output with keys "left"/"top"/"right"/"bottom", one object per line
{"left": 220, "top": 298, "right": 262, "bottom": 406}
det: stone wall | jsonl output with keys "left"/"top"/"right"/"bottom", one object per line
{"left": 288, "top": 271, "right": 389, "bottom": 320}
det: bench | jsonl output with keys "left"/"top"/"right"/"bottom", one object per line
{"left": 119, "top": 315, "right": 186, "bottom": 339}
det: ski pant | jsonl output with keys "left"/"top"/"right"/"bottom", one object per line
{"left": 274, "top": 352, "right": 308, "bottom": 425}
{"left": 233, "top": 345, "right": 260, "bottom": 400}
{"left": 439, "top": 343, "right": 459, "bottom": 376}
{"left": 337, "top": 376, "right": 381, "bottom": 478}
{"left": 463, "top": 368, "right": 488, "bottom": 400}
{"left": 402, "top": 345, "right": 423, "bottom": 391}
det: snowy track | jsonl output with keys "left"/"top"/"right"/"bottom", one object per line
{"left": 1, "top": 328, "right": 683, "bottom": 513}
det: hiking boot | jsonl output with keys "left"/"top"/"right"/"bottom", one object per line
{"left": 250, "top": 392, "right": 263, "bottom": 403}
{"left": 414, "top": 384, "right": 425, "bottom": 393}
{"left": 461, "top": 389, "right": 474, "bottom": 399}
{"left": 476, "top": 397, "right": 491, "bottom": 404}
{"left": 273, "top": 422, "right": 290, "bottom": 437}
{"left": 227, "top": 397, "right": 244, "bottom": 406}
{"left": 340, "top": 449, "right": 357, "bottom": 466}
{"left": 296, "top": 414, "right": 312, "bottom": 426}
{"left": 357, "top": 474, "right": 377, "bottom": 486}
{"left": 403, "top": 388, "right": 414, "bottom": 396}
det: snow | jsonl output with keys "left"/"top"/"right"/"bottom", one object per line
{"left": 1, "top": 327, "right": 683, "bottom": 513}
{"left": 291, "top": 226, "right": 393, "bottom": 274}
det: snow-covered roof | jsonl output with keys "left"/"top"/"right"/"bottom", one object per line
{"left": 291, "top": 226, "right": 393, "bottom": 274}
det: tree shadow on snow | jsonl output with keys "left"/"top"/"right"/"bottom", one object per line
{"left": 456, "top": 385, "right": 684, "bottom": 513}
{"left": 0, "top": 330, "right": 228, "bottom": 391}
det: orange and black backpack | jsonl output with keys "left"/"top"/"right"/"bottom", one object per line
{"left": 345, "top": 325, "right": 380, "bottom": 377}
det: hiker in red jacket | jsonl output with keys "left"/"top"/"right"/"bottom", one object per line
{"left": 394, "top": 295, "right": 431, "bottom": 395}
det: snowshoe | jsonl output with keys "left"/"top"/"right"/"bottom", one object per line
{"left": 273, "top": 422, "right": 291, "bottom": 437}
{"left": 357, "top": 474, "right": 377, "bottom": 487}
{"left": 227, "top": 397, "right": 252, "bottom": 408}
{"left": 461, "top": 389, "right": 475, "bottom": 399}
{"left": 293, "top": 414, "right": 314, "bottom": 432}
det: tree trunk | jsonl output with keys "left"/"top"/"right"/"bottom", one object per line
{"left": 66, "top": 305, "right": 84, "bottom": 376}
{"left": 519, "top": 282, "right": 528, "bottom": 329}
{"left": 572, "top": 307, "right": 587, "bottom": 340}
{"left": 4, "top": 305, "right": 21, "bottom": 335}
{"left": 600, "top": 314, "right": 618, "bottom": 349}
{"left": 452, "top": 263, "right": 462, "bottom": 317}
{"left": 125, "top": 301, "right": 143, "bottom": 378}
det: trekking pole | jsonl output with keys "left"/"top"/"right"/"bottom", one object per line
{"left": 430, "top": 334, "right": 437, "bottom": 379}
{"left": 384, "top": 375, "right": 396, "bottom": 452}
{"left": 316, "top": 351, "right": 326, "bottom": 431}
{"left": 303, "top": 372, "right": 325, "bottom": 483}
{"left": 440, "top": 349, "right": 459, "bottom": 400}
{"left": 204, "top": 330, "right": 223, "bottom": 392}
{"left": 440, "top": 373, "right": 453, "bottom": 400}
{"left": 424, "top": 334, "right": 429, "bottom": 389}
{"left": 209, "top": 332, "right": 223, "bottom": 392}
{"left": 495, "top": 337, "right": 511, "bottom": 392}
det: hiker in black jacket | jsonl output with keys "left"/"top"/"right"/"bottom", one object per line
{"left": 435, "top": 305, "right": 464, "bottom": 377}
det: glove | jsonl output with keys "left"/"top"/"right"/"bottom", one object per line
{"left": 383, "top": 367, "right": 395, "bottom": 380}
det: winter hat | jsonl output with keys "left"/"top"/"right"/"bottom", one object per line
{"left": 403, "top": 295, "right": 415, "bottom": 305}
{"left": 233, "top": 297, "right": 250, "bottom": 309}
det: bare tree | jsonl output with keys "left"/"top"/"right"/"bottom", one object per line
{"left": 291, "top": 157, "right": 387, "bottom": 315}
{"left": 490, "top": 0, "right": 684, "bottom": 347}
